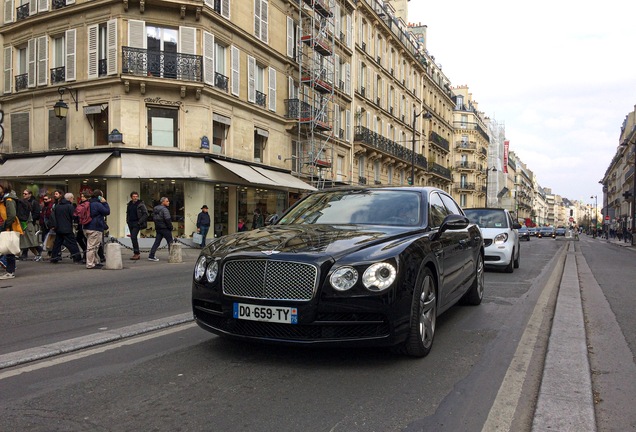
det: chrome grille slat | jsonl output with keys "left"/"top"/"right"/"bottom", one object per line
{"left": 223, "top": 260, "right": 317, "bottom": 301}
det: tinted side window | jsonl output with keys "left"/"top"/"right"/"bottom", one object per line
{"left": 440, "top": 193, "right": 463, "bottom": 216}
{"left": 428, "top": 193, "right": 449, "bottom": 228}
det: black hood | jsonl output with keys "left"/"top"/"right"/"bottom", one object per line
{"left": 205, "top": 224, "right": 421, "bottom": 258}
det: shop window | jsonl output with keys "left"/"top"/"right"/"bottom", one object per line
{"left": 238, "top": 187, "right": 287, "bottom": 230}
{"left": 148, "top": 106, "right": 178, "bottom": 147}
{"left": 140, "top": 180, "right": 184, "bottom": 237}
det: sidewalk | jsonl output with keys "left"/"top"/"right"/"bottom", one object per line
{"left": 589, "top": 234, "right": 636, "bottom": 251}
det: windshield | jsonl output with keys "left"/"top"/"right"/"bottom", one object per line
{"left": 463, "top": 209, "right": 509, "bottom": 229}
{"left": 277, "top": 190, "right": 422, "bottom": 226}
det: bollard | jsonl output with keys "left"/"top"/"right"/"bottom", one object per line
{"left": 168, "top": 241, "right": 183, "bottom": 263}
{"left": 104, "top": 241, "right": 123, "bottom": 269}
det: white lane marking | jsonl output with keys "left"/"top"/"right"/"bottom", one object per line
{"left": 0, "top": 322, "right": 197, "bottom": 380}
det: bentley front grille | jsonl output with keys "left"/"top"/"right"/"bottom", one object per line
{"left": 223, "top": 260, "right": 318, "bottom": 301}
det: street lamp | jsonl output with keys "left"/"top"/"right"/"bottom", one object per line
{"left": 484, "top": 165, "right": 497, "bottom": 208}
{"left": 590, "top": 195, "right": 597, "bottom": 238}
{"left": 53, "top": 86, "right": 78, "bottom": 120}
{"left": 411, "top": 109, "right": 432, "bottom": 185}
{"left": 620, "top": 128, "right": 636, "bottom": 246}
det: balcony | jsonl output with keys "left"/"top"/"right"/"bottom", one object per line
{"left": 215, "top": 72, "right": 229, "bottom": 92}
{"left": 456, "top": 161, "right": 476, "bottom": 170}
{"left": 122, "top": 46, "right": 202, "bottom": 82}
{"left": 452, "top": 120, "right": 491, "bottom": 143}
{"left": 255, "top": 90, "right": 267, "bottom": 108}
{"left": 285, "top": 99, "right": 332, "bottom": 132}
{"left": 361, "top": 42, "right": 366, "bottom": 52}
{"left": 16, "top": 3, "right": 29, "bottom": 21}
{"left": 50, "top": 66, "right": 65, "bottom": 84}
{"left": 354, "top": 126, "right": 427, "bottom": 171}
{"left": 429, "top": 162, "right": 452, "bottom": 181}
{"left": 359, "top": 86, "right": 365, "bottom": 97}
{"left": 455, "top": 141, "right": 477, "bottom": 151}
{"left": 429, "top": 131, "right": 450, "bottom": 152}
{"left": 358, "top": 176, "right": 367, "bottom": 185}
{"left": 454, "top": 182, "right": 476, "bottom": 191}
{"left": 15, "top": 73, "right": 28, "bottom": 92}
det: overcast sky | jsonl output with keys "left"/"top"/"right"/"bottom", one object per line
{"left": 408, "top": 1, "right": 636, "bottom": 203}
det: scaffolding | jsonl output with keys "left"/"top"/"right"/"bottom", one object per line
{"left": 297, "top": 0, "right": 336, "bottom": 189}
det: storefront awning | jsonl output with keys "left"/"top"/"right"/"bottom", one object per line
{"left": 213, "top": 159, "right": 279, "bottom": 187}
{"left": 253, "top": 167, "right": 317, "bottom": 191}
{"left": 0, "top": 155, "right": 64, "bottom": 177}
{"left": 44, "top": 152, "right": 113, "bottom": 176}
{"left": 121, "top": 153, "right": 208, "bottom": 178}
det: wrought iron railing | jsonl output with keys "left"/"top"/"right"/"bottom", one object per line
{"left": 455, "top": 141, "right": 477, "bottom": 150}
{"left": 121, "top": 46, "right": 202, "bottom": 82}
{"left": 15, "top": 73, "right": 28, "bottom": 91}
{"left": 98, "top": 59, "right": 107, "bottom": 76}
{"left": 456, "top": 161, "right": 476, "bottom": 170}
{"left": 215, "top": 72, "right": 229, "bottom": 92}
{"left": 354, "top": 126, "right": 427, "bottom": 170}
{"left": 429, "top": 131, "right": 449, "bottom": 152}
{"left": 358, "top": 176, "right": 367, "bottom": 185}
{"left": 16, "top": 3, "right": 29, "bottom": 21}
{"left": 50, "top": 66, "right": 65, "bottom": 84}
{"left": 255, "top": 90, "right": 267, "bottom": 107}
{"left": 213, "top": 0, "right": 222, "bottom": 13}
{"left": 429, "top": 162, "right": 452, "bottom": 180}
{"left": 52, "top": 0, "right": 67, "bottom": 9}
{"left": 454, "top": 182, "right": 476, "bottom": 191}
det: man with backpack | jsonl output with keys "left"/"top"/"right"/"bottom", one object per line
{"left": 19, "top": 189, "right": 42, "bottom": 261}
{"left": 83, "top": 189, "right": 110, "bottom": 269}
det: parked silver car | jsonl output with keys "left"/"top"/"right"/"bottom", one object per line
{"left": 464, "top": 208, "right": 521, "bottom": 273}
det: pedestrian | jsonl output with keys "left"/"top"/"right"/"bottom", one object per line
{"left": 0, "top": 181, "right": 23, "bottom": 279}
{"left": 84, "top": 190, "right": 110, "bottom": 269}
{"left": 49, "top": 193, "right": 82, "bottom": 264}
{"left": 196, "top": 205, "right": 211, "bottom": 248}
{"left": 252, "top": 208, "right": 264, "bottom": 230}
{"left": 19, "top": 189, "right": 43, "bottom": 261}
{"left": 73, "top": 192, "right": 91, "bottom": 263}
{"left": 237, "top": 217, "right": 247, "bottom": 232}
{"left": 39, "top": 194, "right": 54, "bottom": 257}
{"left": 20, "top": 189, "right": 42, "bottom": 261}
{"left": 126, "top": 191, "right": 149, "bottom": 260}
{"left": 148, "top": 197, "right": 173, "bottom": 262}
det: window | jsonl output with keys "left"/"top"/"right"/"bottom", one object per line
{"left": 51, "top": 35, "right": 65, "bottom": 83}
{"left": 374, "top": 160, "right": 381, "bottom": 183}
{"left": 336, "top": 155, "right": 344, "bottom": 182}
{"left": 147, "top": 26, "right": 178, "bottom": 78}
{"left": 213, "top": 118, "right": 229, "bottom": 154}
{"left": 387, "top": 166, "right": 393, "bottom": 185}
{"left": 460, "top": 194, "right": 467, "bottom": 208}
{"left": 455, "top": 95, "right": 463, "bottom": 110}
{"left": 440, "top": 193, "right": 463, "bottom": 216}
{"left": 429, "top": 193, "right": 449, "bottom": 228}
{"left": 147, "top": 106, "right": 178, "bottom": 147}
{"left": 358, "top": 155, "right": 366, "bottom": 181}
{"left": 88, "top": 22, "right": 117, "bottom": 78}
{"left": 215, "top": 43, "right": 227, "bottom": 90}
{"left": 94, "top": 107, "right": 109, "bottom": 146}
{"left": 254, "top": 130, "right": 267, "bottom": 162}
{"left": 460, "top": 174, "right": 467, "bottom": 188}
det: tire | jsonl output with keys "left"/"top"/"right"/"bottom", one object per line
{"left": 396, "top": 268, "right": 437, "bottom": 357}
{"left": 505, "top": 249, "right": 514, "bottom": 273}
{"left": 514, "top": 247, "right": 520, "bottom": 268}
{"left": 462, "top": 253, "right": 484, "bottom": 305}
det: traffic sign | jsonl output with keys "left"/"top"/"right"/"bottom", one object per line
{"left": 569, "top": 217, "right": 574, "bottom": 222}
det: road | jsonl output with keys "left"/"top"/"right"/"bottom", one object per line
{"left": 0, "top": 238, "right": 632, "bottom": 431}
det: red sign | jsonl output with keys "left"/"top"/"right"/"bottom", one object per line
{"left": 569, "top": 217, "right": 574, "bottom": 222}
{"left": 503, "top": 140, "right": 509, "bottom": 173}
{"left": 605, "top": 216, "right": 610, "bottom": 220}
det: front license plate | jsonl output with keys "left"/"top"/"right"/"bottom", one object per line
{"left": 233, "top": 303, "right": 298, "bottom": 324}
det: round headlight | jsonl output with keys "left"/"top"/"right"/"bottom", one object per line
{"left": 194, "top": 256, "right": 207, "bottom": 281}
{"left": 362, "top": 262, "right": 396, "bottom": 291}
{"left": 206, "top": 260, "right": 219, "bottom": 283}
{"left": 494, "top": 233, "right": 509, "bottom": 244}
{"left": 330, "top": 266, "right": 358, "bottom": 291}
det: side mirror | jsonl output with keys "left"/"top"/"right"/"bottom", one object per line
{"left": 439, "top": 214, "right": 469, "bottom": 234}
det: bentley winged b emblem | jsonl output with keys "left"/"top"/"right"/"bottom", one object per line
{"left": 261, "top": 250, "right": 281, "bottom": 256}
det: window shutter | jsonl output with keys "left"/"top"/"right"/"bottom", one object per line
{"left": 107, "top": 19, "right": 118, "bottom": 76}
{"left": 247, "top": 55, "right": 255, "bottom": 103}
{"left": 254, "top": 0, "right": 260, "bottom": 41}
{"left": 66, "top": 0, "right": 74, "bottom": 4}
{"left": 4, "top": 46, "right": 12, "bottom": 94}
{"left": 29, "top": 0, "right": 37, "bottom": 15}
{"left": 334, "top": 104, "right": 340, "bottom": 134}
{"left": 37, "top": 35, "right": 48, "bottom": 86}
{"left": 38, "top": 0, "right": 48, "bottom": 10}
{"left": 4, "top": 0, "right": 13, "bottom": 24}
{"left": 203, "top": 31, "right": 215, "bottom": 85}
{"left": 334, "top": 53, "right": 340, "bottom": 87}
{"left": 204, "top": 0, "right": 213, "bottom": 8}
{"left": 334, "top": 3, "right": 340, "bottom": 37}
{"left": 344, "top": 62, "right": 350, "bottom": 95}
{"left": 268, "top": 66, "right": 276, "bottom": 112}
{"left": 288, "top": 76, "right": 294, "bottom": 100}
{"left": 178, "top": 26, "right": 196, "bottom": 55}
{"left": 27, "top": 38, "right": 36, "bottom": 88}
{"left": 231, "top": 45, "right": 239, "bottom": 96}
{"left": 221, "top": 0, "right": 230, "bottom": 19}
{"left": 261, "top": 0, "right": 268, "bottom": 44}
{"left": 65, "top": 29, "right": 76, "bottom": 81}
{"left": 128, "top": 20, "right": 146, "bottom": 49}
{"left": 346, "top": 14, "right": 352, "bottom": 48}
{"left": 286, "top": 17, "right": 294, "bottom": 58}
{"left": 87, "top": 25, "right": 98, "bottom": 79}
{"left": 345, "top": 109, "right": 351, "bottom": 143}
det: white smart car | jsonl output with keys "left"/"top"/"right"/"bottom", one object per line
{"left": 463, "top": 208, "right": 521, "bottom": 273}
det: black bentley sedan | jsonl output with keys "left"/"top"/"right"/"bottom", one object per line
{"left": 192, "top": 186, "right": 484, "bottom": 357}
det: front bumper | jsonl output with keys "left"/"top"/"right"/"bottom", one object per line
{"left": 483, "top": 242, "right": 514, "bottom": 267}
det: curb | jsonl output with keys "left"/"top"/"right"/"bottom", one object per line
{"left": 0, "top": 313, "right": 194, "bottom": 370}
